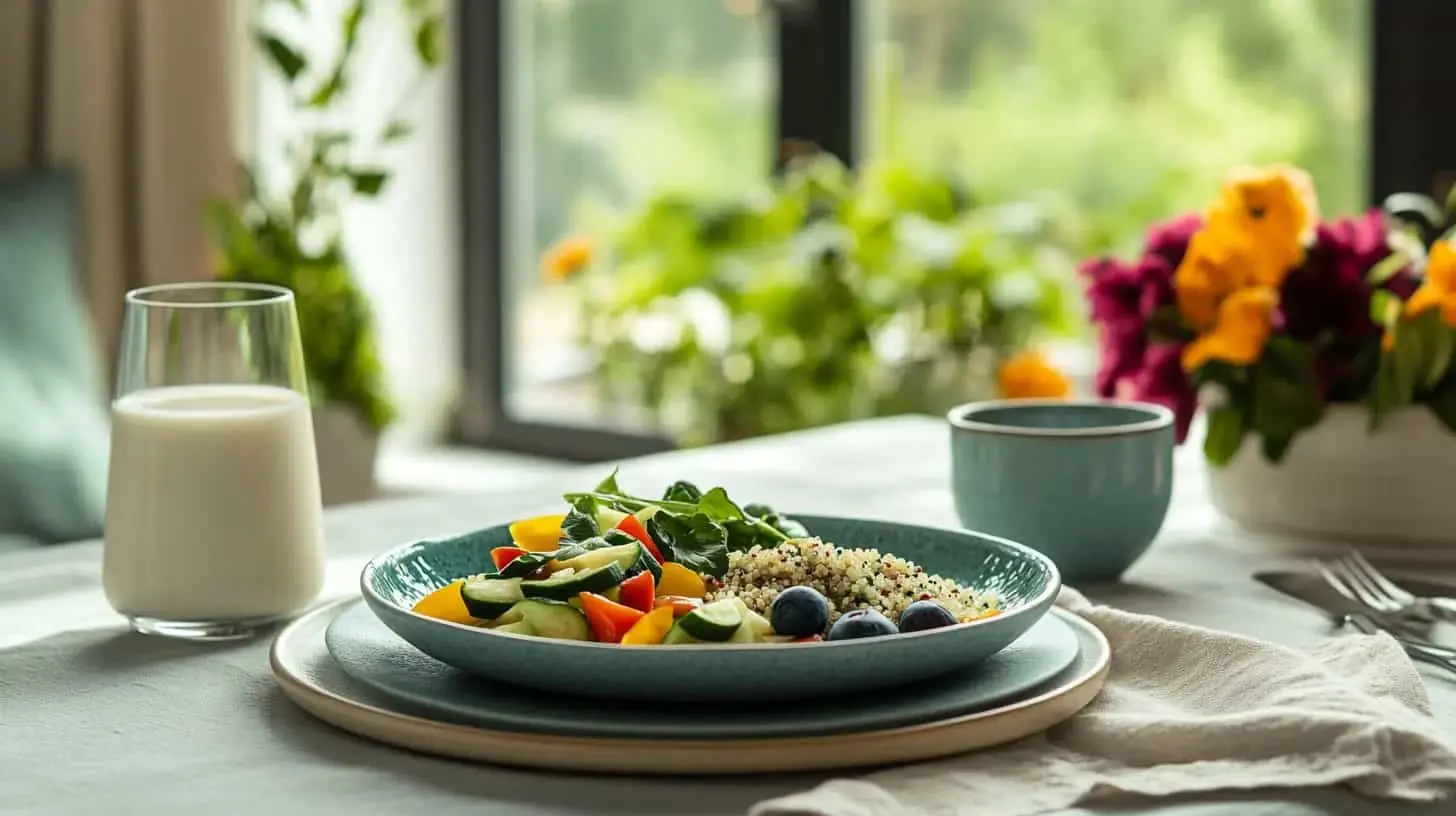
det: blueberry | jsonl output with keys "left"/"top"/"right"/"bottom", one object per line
{"left": 827, "top": 608, "right": 898, "bottom": 641}
{"left": 769, "top": 586, "right": 830, "bottom": 638}
{"left": 899, "top": 600, "right": 957, "bottom": 633}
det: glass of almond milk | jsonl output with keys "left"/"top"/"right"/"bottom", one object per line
{"left": 102, "top": 282, "right": 326, "bottom": 640}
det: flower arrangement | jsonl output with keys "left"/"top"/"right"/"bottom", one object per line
{"left": 542, "top": 152, "right": 1076, "bottom": 445}
{"left": 1081, "top": 164, "right": 1456, "bottom": 465}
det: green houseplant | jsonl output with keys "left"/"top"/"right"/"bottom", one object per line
{"left": 545, "top": 152, "right": 1078, "bottom": 445}
{"left": 209, "top": 0, "right": 442, "bottom": 501}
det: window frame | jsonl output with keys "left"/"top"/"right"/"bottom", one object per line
{"left": 456, "top": 0, "right": 1456, "bottom": 461}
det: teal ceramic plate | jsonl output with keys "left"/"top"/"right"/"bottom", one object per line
{"left": 326, "top": 599, "right": 1080, "bottom": 739}
{"left": 360, "top": 515, "right": 1061, "bottom": 703}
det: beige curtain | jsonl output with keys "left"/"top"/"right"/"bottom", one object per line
{"left": 0, "top": 0, "right": 237, "bottom": 364}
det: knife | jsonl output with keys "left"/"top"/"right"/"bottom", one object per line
{"left": 1254, "top": 569, "right": 1456, "bottom": 658}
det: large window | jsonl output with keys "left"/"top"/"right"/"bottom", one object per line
{"left": 458, "top": 0, "right": 1456, "bottom": 460}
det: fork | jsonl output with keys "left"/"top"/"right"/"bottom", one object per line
{"left": 1320, "top": 550, "right": 1456, "bottom": 624}
{"left": 1344, "top": 613, "right": 1456, "bottom": 676}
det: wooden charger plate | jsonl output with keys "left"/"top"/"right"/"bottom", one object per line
{"left": 269, "top": 599, "right": 1110, "bottom": 775}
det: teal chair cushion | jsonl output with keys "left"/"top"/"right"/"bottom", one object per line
{"left": 0, "top": 170, "right": 109, "bottom": 544}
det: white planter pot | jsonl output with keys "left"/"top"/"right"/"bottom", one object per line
{"left": 312, "top": 406, "right": 379, "bottom": 507}
{"left": 1205, "top": 405, "right": 1456, "bottom": 545}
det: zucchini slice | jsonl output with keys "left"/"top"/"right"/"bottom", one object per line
{"left": 678, "top": 598, "right": 743, "bottom": 642}
{"left": 492, "top": 600, "right": 589, "bottom": 641}
{"left": 556, "top": 542, "right": 662, "bottom": 583}
{"left": 459, "top": 576, "right": 524, "bottom": 620}
{"left": 519, "top": 563, "right": 624, "bottom": 602}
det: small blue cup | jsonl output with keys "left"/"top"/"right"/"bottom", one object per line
{"left": 948, "top": 399, "right": 1174, "bottom": 584}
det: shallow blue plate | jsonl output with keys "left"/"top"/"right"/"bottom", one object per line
{"left": 326, "top": 599, "right": 1080, "bottom": 739}
{"left": 360, "top": 515, "right": 1061, "bottom": 703}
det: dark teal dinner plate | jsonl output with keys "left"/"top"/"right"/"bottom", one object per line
{"left": 359, "top": 515, "right": 1061, "bottom": 703}
{"left": 325, "top": 599, "right": 1081, "bottom": 739}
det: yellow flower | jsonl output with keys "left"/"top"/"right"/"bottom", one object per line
{"left": 1404, "top": 240, "right": 1456, "bottom": 327}
{"left": 541, "top": 236, "right": 594, "bottom": 282}
{"left": 1174, "top": 224, "right": 1249, "bottom": 331}
{"left": 1182, "top": 285, "right": 1279, "bottom": 371}
{"left": 998, "top": 350, "right": 1071, "bottom": 400}
{"left": 1207, "top": 164, "right": 1318, "bottom": 287}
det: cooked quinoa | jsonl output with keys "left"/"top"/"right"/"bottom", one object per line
{"left": 705, "top": 537, "right": 1000, "bottom": 624}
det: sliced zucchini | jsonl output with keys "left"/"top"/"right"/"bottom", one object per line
{"left": 728, "top": 599, "right": 773, "bottom": 643}
{"left": 678, "top": 598, "right": 743, "bottom": 642}
{"left": 492, "top": 600, "right": 589, "bottom": 641}
{"left": 662, "top": 620, "right": 703, "bottom": 645}
{"left": 520, "top": 563, "right": 624, "bottom": 602}
{"left": 496, "top": 550, "right": 556, "bottom": 579}
{"left": 460, "top": 576, "right": 524, "bottom": 619}
{"left": 556, "top": 544, "right": 643, "bottom": 577}
{"left": 492, "top": 620, "right": 536, "bottom": 636}
{"left": 596, "top": 506, "right": 629, "bottom": 531}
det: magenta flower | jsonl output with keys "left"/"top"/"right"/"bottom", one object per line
{"left": 1080, "top": 213, "right": 1199, "bottom": 442}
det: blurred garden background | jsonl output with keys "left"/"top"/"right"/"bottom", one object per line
{"left": 503, "top": 0, "right": 1367, "bottom": 443}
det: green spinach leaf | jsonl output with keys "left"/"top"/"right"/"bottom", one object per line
{"left": 561, "top": 497, "right": 600, "bottom": 543}
{"left": 647, "top": 512, "right": 729, "bottom": 578}
{"left": 662, "top": 480, "right": 703, "bottom": 503}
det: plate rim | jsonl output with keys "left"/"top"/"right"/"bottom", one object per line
{"left": 322, "top": 598, "right": 1085, "bottom": 740}
{"left": 358, "top": 512, "right": 1063, "bottom": 654}
{"left": 270, "top": 598, "right": 1110, "bottom": 775}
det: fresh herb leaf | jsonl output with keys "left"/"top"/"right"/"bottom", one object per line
{"left": 647, "top": 512, "right": 729, "bottom": 578}
{"left": 561, "top": 497, "right": 599, "bottom": 543}
{"left": 594, "top": 468, "right": 624, "bottom": 496}
{"left": 743, "top": 502, "right": 809, "bottom": 538}
{"left": 696, "top": 487, "right": 746, "bottom": 522}
{"left": 662, "top": 480, "right": 703, "bottom": 503}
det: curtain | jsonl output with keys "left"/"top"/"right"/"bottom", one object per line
{"left": 0, "top": 0, "right": 237, "bottom": 364}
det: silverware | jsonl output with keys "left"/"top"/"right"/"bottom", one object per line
{"left": 1319, "top": 550, "right": 1456, "bottom": 623}
{"left": 1344, "top": 614, "right": 1456, "bottom": 676}
{"left": 1253, "top": 570, "right": 1456, "bottom": 656}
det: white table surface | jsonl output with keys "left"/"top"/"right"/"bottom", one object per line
{"left": 2, "top": 415, "right": 1454, "bottom": 816}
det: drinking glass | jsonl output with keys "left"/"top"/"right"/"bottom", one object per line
{"left": 102, "top": 282, "right": 326, "bottom": 640}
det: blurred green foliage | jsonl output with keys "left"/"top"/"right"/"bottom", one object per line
{"left": 208, "top": 0, "right": 443, "bottom": 433}
{"left": 527, "top": 0, "right": 1366, "bottom": 443}
{"left": 566, "top": 153, "right": 1076, "bottom": 444}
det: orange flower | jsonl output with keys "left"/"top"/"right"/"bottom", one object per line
{"left": 1182, "top": 285, "right": 1279, "bottom": 371}
{"left": 1404, "top": 240, "right": 1456, "bottom": 327}
{"left": 541, "top": 236, "right": 594, "bottom": 282}
{"left": 998, "top": 350, "right": 1071, "bottom": 400}
{"left": 1173, "top": 224, "right": 1249, "bottom": 331}
{"left": 1207, "top": 164, "right": 1318, "bottom": 287}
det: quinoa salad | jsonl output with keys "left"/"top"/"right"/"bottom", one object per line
{"left": 705, "top": 537, "right": 1002, "bottom": 625}
{"left": 413, "top": 471, "right": 1000, "bottom": 644}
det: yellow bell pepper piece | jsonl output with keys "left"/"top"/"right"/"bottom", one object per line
{"left": 656, "top": 562, "right": 707, "bottom": 599}
{"left": 509, "top": 513, "right": 567, "bottom": 551}
{"left": 620, "top": 605, "right": 675, "bottom": 645}
{"left": 412, "top": 580, "right": 477, "bottom": 625}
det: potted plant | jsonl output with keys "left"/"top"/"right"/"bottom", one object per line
{"left": 542, "top": 152, "right": 1078, "bottom": 446}
{"left": 1081, "top": 164, "right": 1456, "bottom": 543}
{"left": 208, "top": 0, "right": 442, "bottom": 504}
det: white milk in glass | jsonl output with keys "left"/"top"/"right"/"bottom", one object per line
{"left": 103, "top": 383, "right": 326, "bottom": 622}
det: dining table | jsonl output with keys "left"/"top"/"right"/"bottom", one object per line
{"left": 3, "top": 414, "right": 1454, "bottom": 816}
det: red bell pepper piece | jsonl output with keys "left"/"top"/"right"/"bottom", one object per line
{"left": 652, "top": 595, "right": 703, "bottom": 617}
{"left": 578, "top": 592, "right": 646, "bottom": 643}
{"left": 617, "top": 571, "right": 655, "bottom": 613}
{"left": 792, "top": 634, "right": 823, "bottom": 643}
{"left": 615, "top": 514, "right": 665, "bottom": 564}
{"left": 491, "top": 546, "right": 527, "bottom": 572}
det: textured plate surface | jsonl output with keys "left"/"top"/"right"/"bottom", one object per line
{"left": 324, "top": 599, "right": 1080, "bottom": 739}
{"left": 359, "top": 514, "right": 1061, "bottom": 703}
{"left": 271, "top": 600, "right": 1110, "bottom": 775}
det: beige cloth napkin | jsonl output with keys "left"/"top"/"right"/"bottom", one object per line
{"left": 751, "top": 588, "right": 1456, "bottom": 816}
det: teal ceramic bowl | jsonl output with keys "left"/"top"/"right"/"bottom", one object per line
{"left": 360, "top": 515, "right": 1060, "bottom": 703}
{"left": 948, "top": 399, "right": 1175, "bottom": 584}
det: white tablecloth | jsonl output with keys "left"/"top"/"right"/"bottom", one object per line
{"left": 3, "top": 416, "right": 1454, "bottom": 816}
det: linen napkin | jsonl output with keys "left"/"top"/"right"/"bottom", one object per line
{"left": 751, "top": 588, "right": 1456, "bottom": 816}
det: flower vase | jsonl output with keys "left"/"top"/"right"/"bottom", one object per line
{"left": 1204, "top": 405, "right": 1456, "bottom": 544}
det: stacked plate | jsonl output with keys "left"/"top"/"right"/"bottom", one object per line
{"left": 270, "top": 516, "right": 1111, "bottom": 775}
